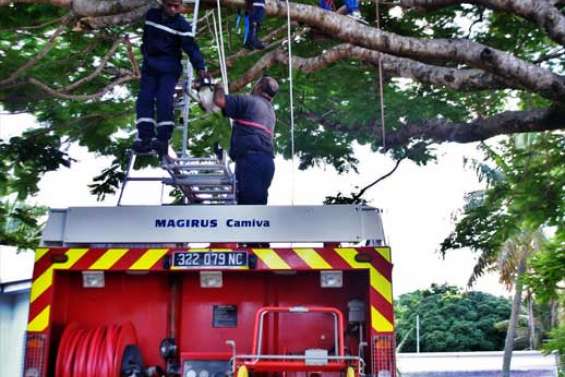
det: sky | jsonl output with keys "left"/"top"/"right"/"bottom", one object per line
{"left": 0, "top": 112, "right": 510, "bottom": 298}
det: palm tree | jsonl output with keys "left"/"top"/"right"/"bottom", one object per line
{"left": 459, "top": 134, "right": 548, "bottom": 377}
{"left": 496, "top": 229, "right": 545, "bottom": 377}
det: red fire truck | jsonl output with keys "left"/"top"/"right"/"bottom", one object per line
{"left": 22, "top": 204, "right": 395, "bottom": 377}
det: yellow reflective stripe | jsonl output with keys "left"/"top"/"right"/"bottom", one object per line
{"left": 375, "top": 247, "right": 391, "bottom": 263}
{"left": 89, "top": 248, "right": 128, "bottom": 270}
{"left": 30, "top": 270, "right": 53, "bottom": 303}
{"left": 129, "top": 248, "right": 168, "bottom": 270}
{"left": 253, "top": 249, "right": 291, "bottom": 270}
{"left": 27, "top": 305, "right": 50, "bottom": 332}
{"left": 30, "top": 248, "right": 88, "bottom": 303}
{"left": 58, "top": 248, "right": 89, "bottom": 269}
{"left": 371, "top": 306, "right": 394, "bottom": 332}
{"left": 370, "top": 268, "right": 393, "bottom": 303}
{"left": 35, "top": 248, "right": 49, "bottom": 262}
{"left": 336, "top": 248, "right": 392, "bottom": 303}
{"left": 294, "top": 248, "right": 332, "bottom": 269}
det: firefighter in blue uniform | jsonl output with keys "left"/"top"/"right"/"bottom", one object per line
{"left": 134, "top": 0, "right": 210, "bottom": 157}
{"left": 213, "top": 77, "right": 279, "bottom": 204}
{"left": 244, "top": 0, "right": 266, "bottom": 50}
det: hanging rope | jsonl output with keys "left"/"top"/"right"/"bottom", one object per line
{"left": 285, "top": 0, "right": 296, "bottom": 205}
{"left": 375, "top": 0, "right": 386, "bottom": 149}
{"left": 211, "top": 9, "right": 229, "bottom": 91}
{"left": 215, "top": 1, "right": 229, "bottom": 90}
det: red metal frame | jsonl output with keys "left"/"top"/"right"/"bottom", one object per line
{"left": 251, "top": 306, "right": 345, "bottom": 356}
{"left": 238, "top": 306, "right": 354, "bottom": 374}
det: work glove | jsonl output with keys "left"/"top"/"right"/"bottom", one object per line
{"left": 196, "top": 80, "right": 221, "bottom": 113}
{"left": 196, "top": 70, "right": 213, "bottom": 88}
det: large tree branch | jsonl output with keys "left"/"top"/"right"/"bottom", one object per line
{"left": 28, "top": 75, "right": 135, "bottom": 100}
{"left": 229, "top": 43, "right": 517, "bottom": 92}
{"left": 301, "top": 106, "right": 565, "bottom": 149}
{"left": 209, "top": 0, "right": 565, "bottom": 103}
{"left": 79, "top": 4, "right": 151, "bottom": 28}
{"left": 4, "top": 0, "right": 563, "bottom": 102}
{"left": 62, "top": 38, "right": 123, "bottom": 92}
{"left": 0, "top": 16, "right": 72, "bottom": 87}
{"left": 400, "top": 0, "right": 565, "bottom": 47}
{"left": 0, "top": 0, "right": 69, "bottom": 5}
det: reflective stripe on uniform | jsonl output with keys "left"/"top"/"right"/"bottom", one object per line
{"left": 234, "top": 118, "right": 273, "bottom": 136}
{"left": 145, "top": 20, "right": 194, "bottom": 37}
{"left": 136, "top": 117, "right": 156, "bottom": 125}
{"left": 252, "top": 2, "right": 265, "bottom": 7}
{"left": 157, "top": 121, "right": 175, "bottom": 127}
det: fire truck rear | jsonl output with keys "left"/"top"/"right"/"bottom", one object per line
{"left": 22, "top": 205, "right": 395, "bottom": 377}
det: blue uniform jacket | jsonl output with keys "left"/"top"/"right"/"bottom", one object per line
{"left": 141, "top": 7, "right": 206, "bottom": 73}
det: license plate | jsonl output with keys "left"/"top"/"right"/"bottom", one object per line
{"left": 172, "top": 251, "right": 248, "bottom": 269}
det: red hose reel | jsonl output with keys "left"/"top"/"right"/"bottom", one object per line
{"left": 55, "top": 322, "right": 138, "bottom": 377}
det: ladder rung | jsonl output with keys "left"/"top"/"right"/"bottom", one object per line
{"left": 163, "top": 177, "right": 234, "bottom": 185}
{"left": 173, "top": 165, "right": 228, "bottom": 171}
{"left": 193, "top": 189, "right": 234, "bottom": 194}
{"left": 124, "top": 177, "right": 167, "bottom": 182}
{"left": 174, "top": 157, "right": 224, "bottom": 163}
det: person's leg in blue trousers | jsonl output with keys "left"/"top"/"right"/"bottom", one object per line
{"left": 246, "top": 1, "right": 266, "bottom": 49}
{"left": 135, "top": 66, "right": 158, "bottom": 146}
{"left": 345, "top": 0, "right": 359, "bottom": 13}
{"left": 319, "top": 0, "right": 333, "bottom": 10}
{"left": 155, "top": 71, "right": 181, "bottom": 147}
{"left": 236, "top": 153, "right": 275, "bottom": 204}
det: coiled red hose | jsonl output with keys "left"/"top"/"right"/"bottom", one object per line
{"left": 55, "top": 322, "right": 138, "bottom": 377}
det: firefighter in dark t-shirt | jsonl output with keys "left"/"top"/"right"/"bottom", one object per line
{"left": 213, "top": 77, "right": 279, "bottom": 204}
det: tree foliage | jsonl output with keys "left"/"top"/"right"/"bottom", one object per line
{"left": 441, "top": 133, "right": 564, "bottom": 285}
{"left": 395, "top": 284, "right": 511, "bottom": 352}
{"left": 524, "top": 232, "right": 565, "bottom": 304}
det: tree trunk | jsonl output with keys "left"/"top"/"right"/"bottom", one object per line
{"left": 502, "top": 254, "right": 527, "bottom": 377}
{"left": 527, "top": 291, "right": 537, "bottom": 349}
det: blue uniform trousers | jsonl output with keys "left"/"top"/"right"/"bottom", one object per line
{"left": 135, "top": 63, "right": 181, "bottom": 142}
{"left": 249, "top": 4, "right": 265, "bottom": 23}
{"left": 319, "top": 0, "right": 358, "bottom": 13}
{"left": 235, "top": 152, "right": 275, "bottom": 205}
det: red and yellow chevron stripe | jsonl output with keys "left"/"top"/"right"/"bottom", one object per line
{"left": 28, "top": 247, "right": 393, "bottom": 335}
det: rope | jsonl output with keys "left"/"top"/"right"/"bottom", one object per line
{"left": 215, "top": 1, "right": 229, "bottom": 90}
{"left": 285, "top": 0, "right": 296, "bottom": 205}
{"left": 211, "top": 10, "right": 229, "bottom": 91}
{"left": 375, "top": 0, "right": 386, "bottom": 149}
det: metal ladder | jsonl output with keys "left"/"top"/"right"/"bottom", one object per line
{"left": 117, "top": 2, "right": 237, "bottom": 205}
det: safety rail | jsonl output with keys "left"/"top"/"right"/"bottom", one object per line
{"left": 252, "top": 306, "right": 345, "bottom": 357}
{"left": 226, "top": 306, "right": 364, "bottom": 377}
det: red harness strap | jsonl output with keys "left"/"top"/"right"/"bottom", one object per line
{"left": 234, "top": 118, "right": 273, "bottom": 136}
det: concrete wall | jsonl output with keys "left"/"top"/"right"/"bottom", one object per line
{"left": 0, "top": 289, "right": 30, "bottom": 377}
{"left": 397, "top": 351, "right": 560, "bottom": 377}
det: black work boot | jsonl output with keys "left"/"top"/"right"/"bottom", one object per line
{"left": 132, "top": 138, "right": 152, "bottom": 154}
{"left": 244, "top": 26, "right": 255, "bottom": 50}
{"left": 151, "top": 138, "right": 169, "bottom": 158}
{"left": 251, "top": 22, "right": 266, "bottom": 50}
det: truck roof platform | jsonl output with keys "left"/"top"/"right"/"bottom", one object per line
{"left": 41, "top": 204, "right": 385, "bottom": 246}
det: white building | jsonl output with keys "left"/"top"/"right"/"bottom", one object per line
{"left": 0, "top": 248, "right": 34, "bottom": 377}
